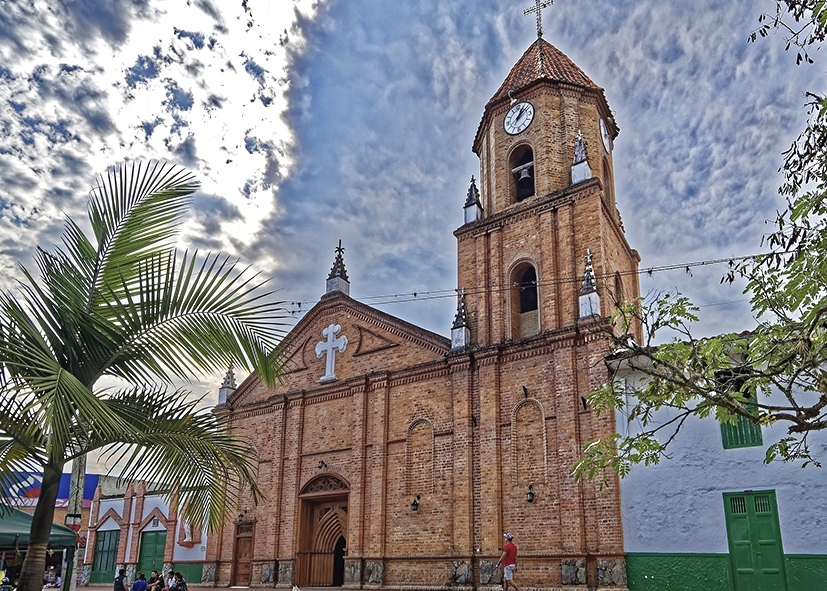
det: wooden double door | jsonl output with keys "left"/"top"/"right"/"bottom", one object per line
{"left": 296, "top": 497, "right": 349, "bottom": 586}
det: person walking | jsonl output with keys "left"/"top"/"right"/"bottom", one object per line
{"left": 496, "top": 533, "right": 523, "bottom": 591}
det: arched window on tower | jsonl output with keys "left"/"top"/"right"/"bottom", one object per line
{"left": 511, "top": 146, "right": 535, "bottom": 202}
{"left": 602, "top": 157, "right": 613, "bottom": 207}
{"left": 511, "top": 263, "right": 539, "bottom": 339}
{"left": 613, "top": 271, "right": 624, "bottom": 309}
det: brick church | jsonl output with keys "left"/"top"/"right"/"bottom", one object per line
{"left": 206, "top": 35, "right": 641, "bottom": 591}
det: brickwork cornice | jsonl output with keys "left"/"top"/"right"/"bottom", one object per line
{"left": 455, "top": 178, "right": 602, "bottom": 240}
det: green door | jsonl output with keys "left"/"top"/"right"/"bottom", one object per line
{"left": 137, "top": 531, "right": 167, "bottom": 574}
{"left": 723, "top": 491, "right": 786, "bottom": 591}
{"left": 90, "top": 529, "right": 120, "bottom": 583}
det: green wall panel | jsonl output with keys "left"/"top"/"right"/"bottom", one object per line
{"left": 785, "top": 555, "right": 827, "bottom": 590}
{"left": 173, "top": 563, "right": 203, "bottom": 585}
{"left": 626, "top": 553, "right": 731, "bottom": 591}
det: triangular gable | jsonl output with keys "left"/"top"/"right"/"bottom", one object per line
{"left": 229, "top": 292, "right": 451, "bottom": 406}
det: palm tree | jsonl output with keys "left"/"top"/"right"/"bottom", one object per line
{"left": 0, "top": 162, "right": 287, "bottom": 591}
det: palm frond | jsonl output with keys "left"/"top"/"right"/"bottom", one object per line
{"left": 0, "top": 293, "right": 131, "bottom": 455}
{"left": 92, "top": 386, "right": 261, "bottom": 530}
{"left": 77, "top": 161, "right": 198, "bottom": 313}
{"left": 98, "top": 251, "right": 288, "bottom": 387}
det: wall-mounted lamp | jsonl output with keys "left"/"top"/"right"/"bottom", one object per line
{"left": 522, "top": 385, "right": 529, "bottom": 399}
{"left": 411, "top": 495, "right": 421, "bottom": 511}
{"left": 237, "top": 509, "right": 248, "bottom": 522}
{"left": 526, "top": 484, "right": 535, "bottom": 503}
{"left": 318, "top": 460, "right": 327, "bottom": 469}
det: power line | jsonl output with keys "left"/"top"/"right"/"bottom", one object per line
{"left": 286, "top": 251, "right": 768, "bottom": 316}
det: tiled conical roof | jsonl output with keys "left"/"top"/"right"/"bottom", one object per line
{"left": 487, "top": 38, "right": 600, "bottom": 107}
{"left": 473, "top": 39, "right": 615, "bottom": 155}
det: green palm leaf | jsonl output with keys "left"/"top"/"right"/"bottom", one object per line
{"left": 0, "top": 162, "right": 289, "bottom": 591}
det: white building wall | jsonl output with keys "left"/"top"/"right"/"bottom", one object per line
{"left": 96, "top": 498, "right": 124, "bottom": 530}
{"left": 616, "top": 374, "right": 827, "bottom": 555}
{"left": 141, "top": 496, "right": 168, "bottom": 526}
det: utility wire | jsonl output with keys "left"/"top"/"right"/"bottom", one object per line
{"left": 287, "top": 251, "right": 769, "bottom": 316}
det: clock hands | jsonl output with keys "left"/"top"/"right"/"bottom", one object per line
{"left": 504, "top": 102, "right": 534, "bottom": 134}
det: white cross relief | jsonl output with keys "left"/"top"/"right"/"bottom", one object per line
{"left": 315, "top": 323, "right": 348, "bottom": 383}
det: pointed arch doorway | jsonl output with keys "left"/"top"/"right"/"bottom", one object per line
{"left": 296, "top": 474, "right": 350, "bottom": 586}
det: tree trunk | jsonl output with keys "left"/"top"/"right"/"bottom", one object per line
{"left": 18, "top": 465, "right": 63, "bottom": 591}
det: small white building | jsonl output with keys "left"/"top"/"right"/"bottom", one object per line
{"left": 613, "top": 362, "right": 827, "bottom": 591}
{"left": 82, "top": 481, "right": 206, "bottom": 586}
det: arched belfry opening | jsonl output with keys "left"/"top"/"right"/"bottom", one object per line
{"left": 297, "top": 475, "right": 350, "bottom": 586}
{"left": 511, "top": 145, "right": 535, "bottom": 202}
{"left": 511, "top": 263, "right": 539, "bottom": 339}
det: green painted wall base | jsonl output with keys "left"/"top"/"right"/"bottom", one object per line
{"left": 627, "top": 552, "right": 827, "bottom": 591}
{"left": 626, "top": 553, "right": 730, "bottom": 591}
{"left": 785, "top": 554, "right": 827, "bottom": 590}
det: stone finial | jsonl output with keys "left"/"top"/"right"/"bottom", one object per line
{"left": 571, "top": 129, "right": 592, "bottom": 185}
{"left": 463, "top": 176, "right": 483, "bottom": 225}
{"left": 325, "top": 240, "right": 351, "bottom": 296}
{"left": 580, "top": 249, "right": 597, "bottom": 293}
{"left": 451, "top": 289, "right": 471, "bottom": 350}
{"left": 579, "top": 249, "right": 601, "bottom": 319}
{"left": 218, "top": 365, "right": 236, "bottom": 405}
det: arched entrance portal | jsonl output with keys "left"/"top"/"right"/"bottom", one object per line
{"left": 296, "top": 475, "right": 350, "bottom": 586}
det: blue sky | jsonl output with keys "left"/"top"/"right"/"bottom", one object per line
{"left": 0, "top": 0, "right": 823, "bottom": 393}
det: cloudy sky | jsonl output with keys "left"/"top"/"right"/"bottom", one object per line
{"left": 0, "top": 0, "right": 823, "bottom": 396}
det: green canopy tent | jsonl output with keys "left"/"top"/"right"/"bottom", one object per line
{"left": 0, "top": 509, "right": 77, "bottom": 548}
{"left": 0, "top": 509, "right": 76, "bottom": 591}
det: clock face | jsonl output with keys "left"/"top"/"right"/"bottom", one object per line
{"left": 504, "top": 102, "right": 535, "bottom": 135}
{"left": 600, "top": 118, "right": 612, "bottom": 153}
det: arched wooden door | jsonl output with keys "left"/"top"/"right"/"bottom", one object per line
{"left": 296, "top": 475, "right": 350, "bottom": 586}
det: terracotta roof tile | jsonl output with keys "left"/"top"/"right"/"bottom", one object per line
{"left": 488, "top": 38, "right": 601, "bottom": 106}
{"left": 472, "top": 39, "right": 616, "bottom": 154}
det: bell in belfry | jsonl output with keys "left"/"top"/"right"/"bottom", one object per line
{"left": 516, "top": 167, "right": 534, "bottom": 197}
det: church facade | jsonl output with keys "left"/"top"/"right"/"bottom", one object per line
{"left": 205, "top": 38, "right": 640, "bottom": 591}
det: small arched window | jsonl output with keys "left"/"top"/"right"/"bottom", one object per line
{"left": 613, "top": 271, "right": 623, "bottom": 308}
{"left": 602, "top": 157, "right": 613, "bottom": 207}
{"left": 511, "top": 264, "right": 539, "bottom": 339}
{"left": 511, "top": 146, "right": 535, "bottom": 202}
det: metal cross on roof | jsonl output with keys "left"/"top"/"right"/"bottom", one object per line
{"left": 524, "top": 0, "right": 553, "bottom": 38}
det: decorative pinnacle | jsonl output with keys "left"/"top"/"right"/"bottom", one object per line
{"left": 452, "top": 289, "right": 469, "bottom": 329}
{"left": 524, "top": 0, "right": 553, "bottom": 39}
{"left": 465, "top": 176, "right": 481, "bottom": 208}
{"left": 573, "top": 129, "right": 588, "bottom": 164}
{"left": 327, "top": 239, "right": 350, "bottom": 281}
{"left": 221, "top": 365, "right": 236, "bottom": 389}
{"left": 580, "top": 249, "right": 597, "bottom": 293}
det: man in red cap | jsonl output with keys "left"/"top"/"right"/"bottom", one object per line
{"left": 495, "top": 533, "right": 522, "bottom": 591}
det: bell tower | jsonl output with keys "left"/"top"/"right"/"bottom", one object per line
{"left": 455, "top": 37, "right": 641, "bottom": 345}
